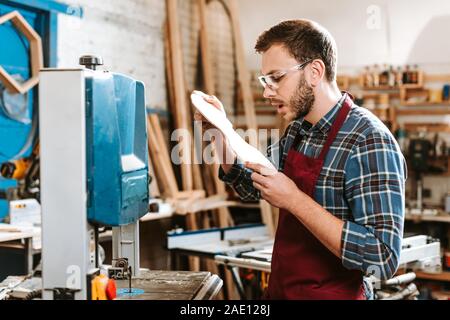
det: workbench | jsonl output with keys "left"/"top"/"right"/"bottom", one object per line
{"left": 115, "top": 270, "right": 222, "bottom": 300}
{"left": 0, "top": 224, "right": 40, "bottom": 278}
{"left": 167, "top": 224, "right": 272, "bottom": 299}
{"left": 168, "top": 226, "right": 442, "bottom": 299}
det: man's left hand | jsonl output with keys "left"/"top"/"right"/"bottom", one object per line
{"left": 245, "top": 162, "right": 305, "bottom": 211}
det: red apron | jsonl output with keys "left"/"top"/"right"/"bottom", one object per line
{"left": 266, "top": 94, "right": 365, "bottom": 300}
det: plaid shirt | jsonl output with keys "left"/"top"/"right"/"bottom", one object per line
{"left": 219, "top": 94, "right": 407, "bottom": 280}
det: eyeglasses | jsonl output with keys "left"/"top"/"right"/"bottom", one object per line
{"left": 258, "top": 59, "right": 313, "bottom": 90}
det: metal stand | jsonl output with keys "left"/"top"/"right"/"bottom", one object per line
{"left": 112, "top": 222, "right": 140, "bottom": 278}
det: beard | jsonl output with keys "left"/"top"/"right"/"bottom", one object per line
{"left": 289, "top": 74, "right": 315, "bottom": 119}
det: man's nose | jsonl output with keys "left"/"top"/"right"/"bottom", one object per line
{"left": 263, "top": 85, "right": 276, "bottom": 99}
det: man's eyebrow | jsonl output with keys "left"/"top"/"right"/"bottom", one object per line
{"left": 261, "top": 69, "right": 279, "bottom": 76}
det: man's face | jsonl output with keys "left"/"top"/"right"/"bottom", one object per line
{"left": 261, "top": 44, "right": 315, "bottom": 121}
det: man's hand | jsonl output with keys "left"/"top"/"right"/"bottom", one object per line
{"left": 193, "top": 91, "right": 226, "bottom": 133}
{"left": 245, "top": 162, "right": 307, "bottom": 211}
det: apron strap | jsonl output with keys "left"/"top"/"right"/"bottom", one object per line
{"left": 318, "top": 93, "right": 352, "bottom": 159}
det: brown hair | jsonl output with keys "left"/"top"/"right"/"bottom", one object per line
{"left": 255, "top": 19, "right": 337, "bottom": 82}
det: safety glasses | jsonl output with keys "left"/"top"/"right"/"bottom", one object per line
{"left": 258, "top": 59, "right": 313, "bottom": 90}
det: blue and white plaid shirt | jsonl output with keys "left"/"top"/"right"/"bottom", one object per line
{"left": 219, "top": 94, "right": 407, "bottom": 280}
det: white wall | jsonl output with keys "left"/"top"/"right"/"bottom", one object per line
{"left": 238, "top": 0, "right": 450, "bottom": 74}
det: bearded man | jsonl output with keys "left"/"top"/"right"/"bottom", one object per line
{"left": 195, "top": 19, "right": 407, "bottom": 300}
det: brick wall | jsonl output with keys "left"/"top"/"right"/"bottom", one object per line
{"left": 57, "top": 0, "right": 167, "bottom": 110}
{"left": 57, "top": 0, "right": 240, "bottom": 110}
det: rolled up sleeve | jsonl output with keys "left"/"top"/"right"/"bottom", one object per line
{"left": 342, "top": 130, "right": 407, "bottom": 280}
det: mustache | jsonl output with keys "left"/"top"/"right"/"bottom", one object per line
{"left": 269, "top": 99, "right": 284, "bottom": 104}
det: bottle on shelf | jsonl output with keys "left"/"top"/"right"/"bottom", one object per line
{"left": 411, "top": 64, "right": 419, "bottom": 84}
{"left": 443, "top": 84, "right": 450, "bottom": 101}
{"left": 388, "top": 65, "right": 396, "bottom": 87}
{"left": 382, "top": 64, "right": 390, "bottom": 86}
{"left": 403, "top": 65, "right": 410, "bottom": 84}
{"left": 372, "top": 64, "right": 380, "bottom": 87}
{"left": 396, "top": 66, "right": 403, "bottom": 86}
{"left": 364, "top": 66, "right": 373, "bottom": 87}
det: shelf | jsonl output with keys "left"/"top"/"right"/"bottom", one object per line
{"left": 361, "top": 82, "right": 421, "bottom": 91}
{"left": 403, "top": 123, "right": 450, "bottom": 133}
{"left": 400, "top": 101, "right": 450, "bottom": 107}
{"left": 425, "top": 74, "right": 450, "bottom": 82}
{"left": 414, "top": 271, "right": 450, "bottom": 282}
{"left": 405, "top": 213, "right": 450, "bottom": 224}
{"left": 396, "top": 269, "right": 450, "bottom": 283}
{"left": 362, "top": 86, "right": 400, "bottom": 91}
{"left": 400, "top": 83, "right": 423, "bottom": 89}
{"left": 396, "top": 107, "right": 450, "bottom": 116}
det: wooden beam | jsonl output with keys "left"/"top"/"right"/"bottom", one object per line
{"left": 163, "top": 23, "right": 176, "bottom": 113}
{"left": 147, "top": 115, "right": 179, "bottom": 198}
{"left": 224, "top": 0, "right": 258, "bottom": 146}
{"left": 166, "top": 0, "right": 193, "bottom": 191}
{"left": 147, "top": 154, "right": 161, "bottom": 198}
{"left": 198, "top": 0, "right": 215, "bottom": 94}
{"left": 173, "top": 193, "right": 228, "bottom": 215}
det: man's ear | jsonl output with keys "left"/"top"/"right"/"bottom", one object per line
{"left": 309, "top": 59, "right": 326, "bottom": 86}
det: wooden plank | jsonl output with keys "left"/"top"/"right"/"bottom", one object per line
{"left": 260, "top": 200, "right": 275, "bottom": 236}
{"left": 0, "top": 11, "right": 16, "bottom": 24}
{"left": 192, "top": 125, "right": 205, "bottom": 191}
{"left": 147, "top": 154, "right": 161, "bottom": 198}
{"left": 174, "top": 193, "right": 228, "bottom": 215}
{"left": 164, "top": 23, "right": 176, "bottom": 112}
{"left": 149, "top": 115, "right": 172, "bottom": 167}
{"left": 173, "top": 190, "right": 206, "bottom": 200}
{"left": 166, "top": 0, "right": 193, "bottom": 191}
{"left": 271, "top": 206, "right": 280, "bottom": 233}
{"left": 225, "top": 0, "right": 258, "bottom": 145}
{"left": 198, "top": 0, "right": 215, "bottom": 94}
{"left": 147, "top": 116, "right": 170, "bottom": 196}
{"left": 148, "top": 119, "right": 177, "bottom": 196}
{"left": 200, "top": 151, "right": 216, "bottom": 196}
{"left": 149, "top": 115, "right": 180, "bottom": 195}
{"left": 186, "top": 212, "right": 200, "bottom": 272}
{"left": 147, "top": 115, "right": 178, "bottom": 198}
{"left": 12, "top": 12, "right": 42, "bottom": 40}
